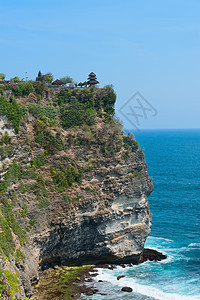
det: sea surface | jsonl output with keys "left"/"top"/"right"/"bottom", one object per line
{"left": 83, "top": 129, "right": 200, "bottom": 300}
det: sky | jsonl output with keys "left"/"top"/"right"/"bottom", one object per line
{"left": 0, "top": 0, "right": 200, "bottom": 130}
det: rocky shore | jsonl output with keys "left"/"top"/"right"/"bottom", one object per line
{"left": 31, "top": 248, "right": 167, "bottom": 299}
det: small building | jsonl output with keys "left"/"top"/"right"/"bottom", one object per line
{"left": 36, "top": 71, "right": 48, "bottom": 84}
{"left": 87, "top": 72, "right": 99, "bottom": 86}
{"left": 52, "top": 79, "right": 65, "bottom": 86}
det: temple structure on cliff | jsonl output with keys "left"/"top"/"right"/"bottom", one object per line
{"left": 87, "top": 72, "right": 99, "bottom": 86}
{"left": 36, "top": 71, "right": 47, "bottom": 83}
{"left": 52, "top": 79, "right": 65, "bottom": 86}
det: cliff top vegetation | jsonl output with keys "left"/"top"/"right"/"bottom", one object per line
{"left": 0, "top": 73, "right": 145, "bottom": 299}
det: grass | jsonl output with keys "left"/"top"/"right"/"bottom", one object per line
{"left": 4, "top": 270, "right": 21, "bottom": 298}
{"left": 33, "top": 265, "right": 94, "bottom": 300}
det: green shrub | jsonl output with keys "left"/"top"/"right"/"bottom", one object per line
{"left": 4, "top": 161, "right": 22, "bottom": 184}
{"left": 0, "top": 216, "right": 15, "bottom": 259}
{"left": 0, "top": 145, "right": 13, "bottom": 156}
{"left": 29, "top": 219, "right": 36, "bottom": 227}
{"left": 37, "top": 198, "right": 49, "bottom": 209}
{"left": 139, "top": 149, "right": 145, "bottom": 160}
{"left": 0, "top": 161, "right": 22, "bottom": 193}
{"left": 33, "top": 120, "right": 64, "bottom": 154}
{"left": 97, "top": 85, "right": 116, "bottom": 108}
{"left": 29, "top": 103, "right": 59, "bottom": 125}
{"left": 85, "top": 186, "right": 91, "bottom": 192}
{"left": 63, "top": 193, "right": 70, "bottom": 202}
{"left": 72, "top": 195, "right": 81, "bottom": 202}
{"left": 4, "top": 270, "right": 21, "bottom": 297}
{"left": 10, "top": 76, "right": 20, "bottom": 82}
{"left": 123, "top": 151, "right": 130, "bottom": 160}
{"left": 61, "top": 101, "right": 96, "bottom": 129}
{"left": 0, "top": 132, "right": 11, "bottom": 145}
{"left": 21, "top": 204, "right": 27, "bottom": 217}
{"left": 11, "top": 221, "right": 26, "bottom": 246}
{"left": 51, "top": 164, "right": 83, "bottom": 192}
{"left": 11, "top": 82, "right": 33, "bottom": 97}
{"left": 22, "top": 165, "right": 37, "bottom": 180}
{"left": 123, "top": 133, "right": 139, "bottom": 150}
{"left": 71, "top": 87, "right": 95, "bottom": 106}
{"left": 54, "top": 88, "right": 72, "bottom": 106}
{"left": 44, "top": 72, "right": 54, "bottom": 83}
{"left": 131, "top": 170, "right": 143, "bottom": 179}
{"left": 15, "top": 249, "right": 25, "bottom": 264}
{"left": 31, "top": 154, "right": 46, "bottom": 168}
{"left": 33, "top": 81, "right": 44, "bottom": 95}
{"left": 55, "top": 87, "right": 94, "bottom": 107}
{"left": 60, "top": 76, "right": 74, "bottom": 85}
{"left": 0, "top": 73, "right": 6, "bottom": 80}
{"left": 104, "top": 105, "right": 115, "bottom": 115}
{"left": 0, "top": 96, "right": 23, "bottom": 133}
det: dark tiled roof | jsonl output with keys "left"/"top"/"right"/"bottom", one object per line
{"left": 52, "top": 79, "right": 64, "bottom": 85}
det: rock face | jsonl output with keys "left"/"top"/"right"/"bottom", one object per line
{"left": 0, "top": 89, "right": 153, "bottom": 298}
{"left": 27, "top": 156, "right": 152, "bottom": 269}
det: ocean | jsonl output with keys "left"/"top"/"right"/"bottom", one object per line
{"left": 83, "top": 129, "right": 200, "bottom": 300}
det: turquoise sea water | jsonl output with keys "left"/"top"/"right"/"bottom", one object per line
{"left": 84, "top": 129, "right": 200, "bottom": 300}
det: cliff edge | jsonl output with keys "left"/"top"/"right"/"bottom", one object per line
{"left": 0, "top": 82, "right": 153, "bottom": 298}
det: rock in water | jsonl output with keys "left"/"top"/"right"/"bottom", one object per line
{"left": 117, "top": 275, "right": 125, "bottom": 280}
{"left": 121, "top": 286, "right": 133, "bottom": 292}
{"left": 139, "top": 248, "right": 167, "bottom": 263}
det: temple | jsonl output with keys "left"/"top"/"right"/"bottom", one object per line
{"left": 36, "top": 71, "right": 46, "bottom": 83}
{"left": 52, "top": 79, "right": 65, "bottom": 86}
{"left": 87, "top": 72, "right": 99, "bottom": 86}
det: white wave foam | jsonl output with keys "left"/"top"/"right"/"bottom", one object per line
{"left": 94, "top": 269, "right": 200, "bottom": 300}
{"left": 188, "top": 243, "right": 200, "bottom": 247}
{"left": 147, "top": 236, "right": 173, "bottom": 242}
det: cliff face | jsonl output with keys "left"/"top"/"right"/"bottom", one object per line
{"left": 0, "top": 85, "right": 153, "bottom": 298}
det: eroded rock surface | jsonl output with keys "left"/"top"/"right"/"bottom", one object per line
{"left": 0, "top": 90, "right": 153, "bottom": 298}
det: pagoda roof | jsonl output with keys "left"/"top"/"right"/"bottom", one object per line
{"left": 87, "top": 79, "right": 99, "bottom": 84}
{"left": 52, "top": 79, "right": 64, "bottom": 85}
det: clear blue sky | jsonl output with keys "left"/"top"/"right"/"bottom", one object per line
{"left": 0, "top": 0, "right": 200, "bottom": 130}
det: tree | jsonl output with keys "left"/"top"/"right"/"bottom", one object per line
{"left": 60, "top": 76, "right": 74, "bottom": 85}
{"left": 43, "top": 72, "right": 54, "bottom": 84}
{"left": 10, "top": 76, "right": 21, "bottom": 82}
{"left": 0, "top": 73, "right": 6, "bottom": 80}
{"left": 102, "top": 85, "right": 116, "bottom": 107}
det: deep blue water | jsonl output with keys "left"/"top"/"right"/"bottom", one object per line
{"left": 84, "top": 129, "right": 200, "bottom": 300}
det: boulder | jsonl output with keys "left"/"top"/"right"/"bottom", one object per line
{"left": 121, "top": 286, "right": 132, "bottom": 292}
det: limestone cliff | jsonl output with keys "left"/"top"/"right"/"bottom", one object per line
{"left": 0, "top": 84, "right": 153, "bottom": 299}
